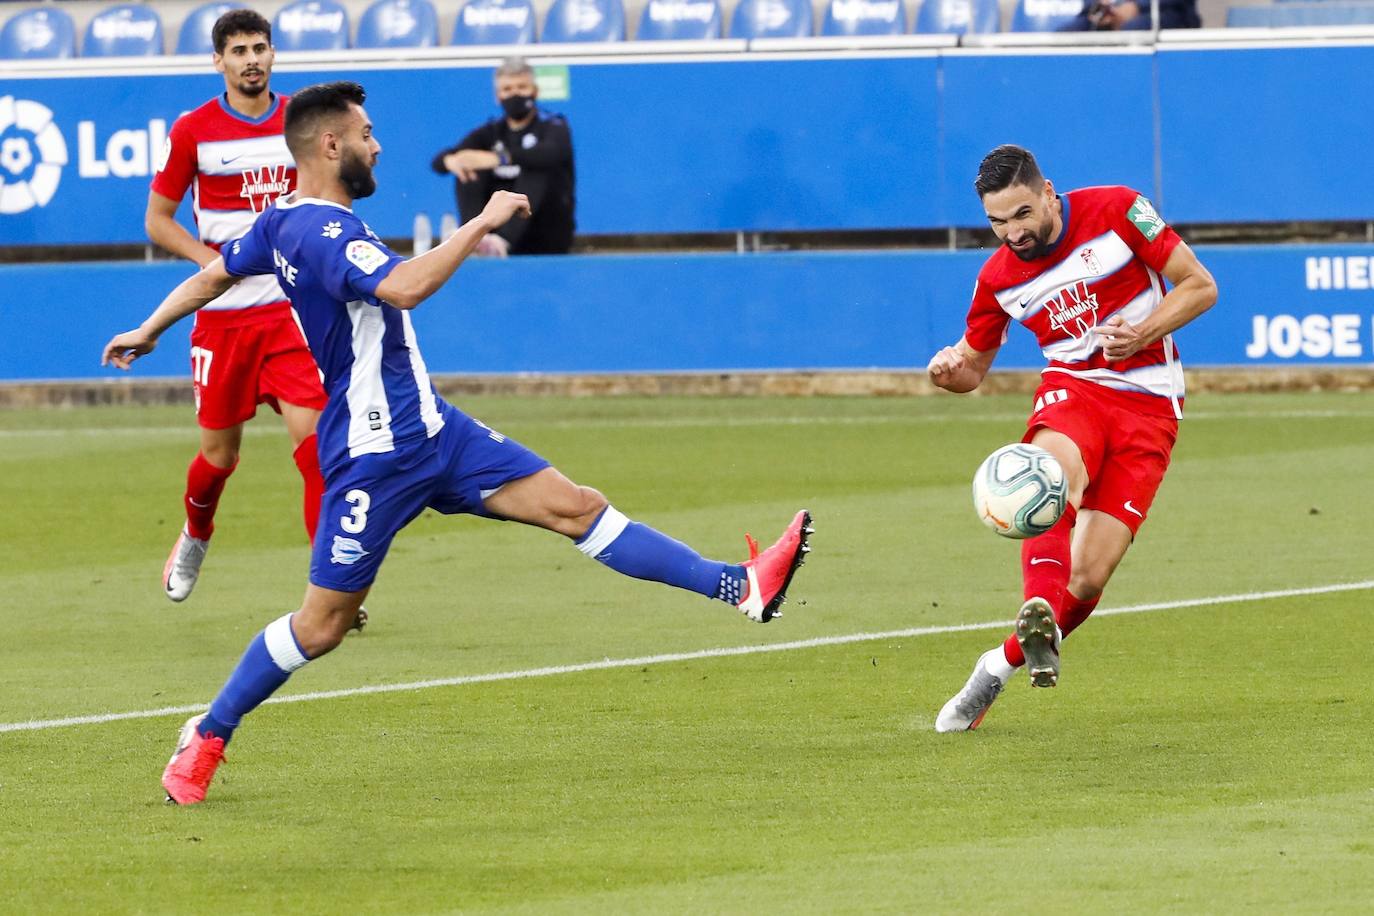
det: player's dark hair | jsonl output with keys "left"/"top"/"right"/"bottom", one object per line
{"left": 284, "top": 81, "right": 368, "bottom": 160}
{"left": 212, "top": 9, "right": 272, "bottom": 54}
{"left": 975, "top": 145, "right": 1044, "bottom": 198}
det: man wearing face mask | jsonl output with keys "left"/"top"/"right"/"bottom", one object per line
{"left": 430, "top": 57, "right": 575, "bottom": 257}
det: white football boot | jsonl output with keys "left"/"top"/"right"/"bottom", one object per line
{"left": 163, "top": 526, "right": 209, "bottom": 602}
{"left": 935, "top": 648, "right": 1008, "bottom": 732}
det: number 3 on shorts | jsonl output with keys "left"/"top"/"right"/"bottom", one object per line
{"left": 341, "top": 489, "right": 370, "bottom": 534}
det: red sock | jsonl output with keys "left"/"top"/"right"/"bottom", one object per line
{"left": 185, "top": 452, "right": 236, "bottom": 541}
{"left": 1001, "top": 504, "right": 1078, "bottom": 668}
{"left": 1057, "top": 592, "right": 1101, "bottom": 640}
{"left": 293, "top": 433, "right": 324, "bottom": 543}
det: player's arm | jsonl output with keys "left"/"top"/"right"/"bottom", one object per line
{"left": 375, "top": 190, "right": 531, "bottom": 309}
{"left": 1095, "top": 241, "right": 1218, "bottom": 361}
{"left": 145, "top": 191, "right": 218, "bottom": 267}
{"left": 927, "top": 336, "right": 999, "bottom": 394}
{"left": 101, "top": 258, "right": 240, "bottom": 369}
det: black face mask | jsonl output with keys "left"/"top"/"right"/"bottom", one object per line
{"left": 501, "top": 94, "right": 535, "bottom": 120}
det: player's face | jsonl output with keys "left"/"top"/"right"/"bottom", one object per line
{"left": 214, "top": 32, "right": 274, "bottom": 98}
{"left": 983, "top": 180, "right": 1058, "bottom": 262}
{"left": 338, "top": 106, "right": 382, "bottom": 200}
{"left": 495, "top": 73, "right": 537, "bottom": 102}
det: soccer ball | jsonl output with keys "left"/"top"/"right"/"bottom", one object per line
{"left": 972, "top": 443, "right": 1067, "bottom": 539}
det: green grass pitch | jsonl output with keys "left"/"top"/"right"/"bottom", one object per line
{"left": 1, "top": 391, "right": 1371, "bottom": 913}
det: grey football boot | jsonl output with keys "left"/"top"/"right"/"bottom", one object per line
{"left": 935, "top": 649, "right": 1009, "bottom": 732}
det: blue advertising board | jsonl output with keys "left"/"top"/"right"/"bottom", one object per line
{"left": 4, "top": 243, "right": 1370, "bottom": 383}
{"left": 3, "top": 42, "right": 1374, "bottom": 244}
{"left": 0, "top": 54, "right": 942, "bottom": 245}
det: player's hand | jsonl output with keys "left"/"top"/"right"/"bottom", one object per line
{"left": 101, "top": 328, "right": 157, "bottom": 370}
{"left": 1094, "top": 315, "right": 1147, "bottom": 361}
{"left": 480, "top": 190, "right": 532, "bottom": 228}
{"left": 926, "top": 345, "right": 968, "bottom": 389}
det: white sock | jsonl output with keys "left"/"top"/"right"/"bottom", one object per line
{"left": 981, "top": 647, "right": 1015, "bottom": 682}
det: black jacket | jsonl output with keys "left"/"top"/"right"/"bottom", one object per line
{"left": 431, "top": 111, "right": 575, "bottom": 254}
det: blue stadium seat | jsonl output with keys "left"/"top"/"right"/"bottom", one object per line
{"left": 452, "top": 0, "right": 537, "bottom": 43}
{"left": 637, "top": 0, "right": 723, "bottom": 39}
{"left": 273, "top": 0, "right": 350, "bottom": 50}
{"left": 914, "top": 0, "right": 999, "bottom": 33}
{"left": 542, "top": 0, "right": 625, "bottom": 41}
{"left": 357, "top": 0, "right": 438, "bottom": 46}
{"left": 175, "top": 2, "right": 236, "bottom": 55}
{"left": 0, "top": 7, "right": 76, "bottom": 59}
{"left": 1009, "top": 0, "right": 1081, "bottom": 30}
{"left": 729, "top": 0, "right": 813, "bottom": 37}
{"left": 83, "top": 4, "right": 163, "bottom": 56}
{"left": 821, "top": 0, "right": 906, "bottom": 34}
{"left": 1226, "top": 2, "right": 1374, "bottom": 26}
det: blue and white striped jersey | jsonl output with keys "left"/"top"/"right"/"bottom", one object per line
{"left": 222, "top": 194, "right": 446, "bottom": 472}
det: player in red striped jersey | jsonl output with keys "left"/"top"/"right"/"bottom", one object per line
{"left": 930, "top": 145, "right": 1218, "bottom": 732}
{"left": 146, "top": 10, "right": 345, "bottom": 621}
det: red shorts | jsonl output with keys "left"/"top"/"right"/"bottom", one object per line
{"left": 1023, "top": 375, "right": 1178, "bottom": 536}
{"left": 188, "top": 303, "right": 327, "bottom": 430}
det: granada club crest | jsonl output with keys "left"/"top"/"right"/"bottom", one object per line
{"left": 1079, "top": 247, "right": 1102, "bottom": 276}
{"left": 1044, "top": 280, "right": 1100, "bottom": 339}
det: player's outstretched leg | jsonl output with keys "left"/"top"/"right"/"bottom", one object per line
{"left": 485, "top": 467, "right": 814, "bottom": 623}
{"left": 570, "top": 504, "right": 813, "bottom": 623}
{"left": 935, "top": 648, "right": 1010, "bottom": 732}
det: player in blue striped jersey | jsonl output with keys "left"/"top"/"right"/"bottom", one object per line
{"left": 103, "top": 81, "right": 812, "bottom": 805}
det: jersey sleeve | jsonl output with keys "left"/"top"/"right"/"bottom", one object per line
{"left": 221, "top": 213, "right": 275, "bottom": 278}
{"left": 963, "top": 278, "right": 1011, "bottom": 353}
{"left": 150, "top": 115, "right": 198, "bottom": 202}
{"left": 1112, "top": 187, "right": 1182, "bottom": 273}
{"left": 315, "top": 214, "right": 405, "bottom": 305}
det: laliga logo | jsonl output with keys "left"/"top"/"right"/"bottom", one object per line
{"left": 0, "top": 96, "right": 68, "bottom": 216}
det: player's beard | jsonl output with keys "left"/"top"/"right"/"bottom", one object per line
{"left": 236, "top": 70, "right": 268, "bottom": 97}
{"left": 1008, "top": 216, "right": 1056, "bottom": 262}
{"left": 340, "top": 148, "right": 377, "bottom": 200}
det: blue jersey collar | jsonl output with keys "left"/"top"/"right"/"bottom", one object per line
{"left": 217, "top": 92, "right": 281, "bottom": 125}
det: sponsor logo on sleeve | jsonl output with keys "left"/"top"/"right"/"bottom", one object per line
{"left": 346, "top": 239, "right": 389, "bottom": 275}
{"left": 1127, "top": 195, "right": 1166, "bottom": 242}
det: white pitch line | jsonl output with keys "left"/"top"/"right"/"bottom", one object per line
{"left": 3, "top": 579, "right": 1370, "bottom": 736}
{"left": 1, "top": 408, "right": 1371, "bottom": 439}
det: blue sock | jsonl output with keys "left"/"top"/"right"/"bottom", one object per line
{"left": 199, "top": 613, "right": 311, "bottom": 744}
{"left": 575, "top": 506, "right": 746, "bottom": 603}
